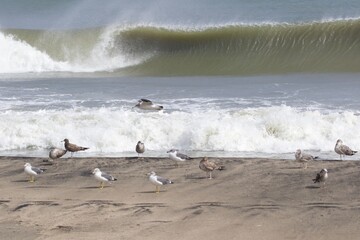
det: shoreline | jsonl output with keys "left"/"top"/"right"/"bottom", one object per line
{"left": 1, "top": 156, "right": 359, "bottom": 240}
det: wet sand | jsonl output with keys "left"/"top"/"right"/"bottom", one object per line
{"left": 1, "top": 156, "right": 360, "bottom": 240}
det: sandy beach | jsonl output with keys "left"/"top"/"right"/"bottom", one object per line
{"left": 1, "top": 156, "right": 360, "bottom": 240}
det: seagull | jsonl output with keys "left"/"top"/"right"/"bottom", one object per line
{"left": 167, "top": 149, "right": 192, "bottom": 166}
{"left": 24, "top": 163, "right": 46, "bottom": 182}
{"left": 48, "top": 147, "right": 67, "bottom": 162}
{"left": 147, "top": 171, "right": 173, "bottom": 193}
{"left": 313, "top": 169, "right": 328, "bottom": 187}
{"left": 295, "top": 149, "right": 318, "bottom": 169}
{"left": 92, "top": 168, "right": 117, "bottom": 189}
{"left": 134, "top": 99, "right": 163, "bottom": 111}
{"left": 136, "top": 141, "right": 145, "bottom": 158}
{"left": 334, "top": 139, "right": 357, "bottom": 160}
{"left": 199, "top": 157, "right": 225, "bottom": 179}
{"left": 63, "top": 139, "right": 89, "bottom": 157}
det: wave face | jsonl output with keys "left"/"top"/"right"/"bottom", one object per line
{"left": 1, "top": 19, "right": 360, "bottom": 76}
{"left": 1, "top": 106, "right": 360, "bottom": 155}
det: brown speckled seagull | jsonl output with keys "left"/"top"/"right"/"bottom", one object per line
{"left": 136, "top": 141, "right": 145, "bottom": 158}
{"left": 199, "top": 157, "right": 225, "bottom": 179}
{"left": 48, "top": 147, "right": 67, "bottom": 162}
{"left": 63, "top": 138, "right": 89, "bottom": 157}
{"left": 334, "top": 139, "right": 357, "bottom": 160}
{"left": 295, "top": 149, "right": 318, "bottom": 169}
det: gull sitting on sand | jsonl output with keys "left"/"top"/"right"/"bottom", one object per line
{"left": 295, "top": 149, "right": 318, "bottom": 169}
{"left": 313, "top": 169, "right": 328, "bottom": 187}
{"left": 167, "top": 149, "right": 192, "bottom": 166}
{"left": 48, "top": 147, "right": 67, "bottom": 162}
{"left": 136, "top": 141, "right": 145, "bottom": 158}
{"left": 63, "top": 138, "right": 89, "bottom": 157}
{"left": 134, "top": 99, "right": 163, "bottom": 111}
{"left": 334, "top": 139, "right": 357, "bottom": 160}
{"left": 24, "top": 163, "right": 46, "bottom": 183}
{"left": 92, "top": 168, "right": 117, "bottom": 189}
{"left": 199, "top": 157, "right": 225, "bottom": 179}
{"left": 148, "top": 171, "right": 173, "bottom": 193}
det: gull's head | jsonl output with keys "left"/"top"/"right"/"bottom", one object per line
{"left": 63, "top": 138, "right": 69, "bottom": 143}
{"left": 137, "top": 141, "right": 143, "bottom": 144}
{"left": 24, "top": 163, "right": 31, "bottom": 168}
{"left": 336, "top": 139, "right": 343, "bottom": 145}
{"left": 295, "top": 149, "right": 302, "bottom": 160}
{"left": 167, "top": 149, "right": 177, "bottom": 153}
{"left": 92, "top": 168, "right": 100, "bottom": 174}
{"left": 147, "top": 171, "right": 156, "bottom": 176}
{"left": 201, "top": 157, "right": 208, "bottom": 162}
{"left": 134, "top": 99, "right": 144, "bottom": 107}
{"left": 321, "top": 168, "right": 328, "bottom": 173}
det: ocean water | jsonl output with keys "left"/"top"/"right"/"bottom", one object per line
{"left": 1, "top": 0, "right": 360, "bottom": 159}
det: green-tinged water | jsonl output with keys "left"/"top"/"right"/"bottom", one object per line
{"left": 2, "top": 19, "right": 360, "bottom": 75}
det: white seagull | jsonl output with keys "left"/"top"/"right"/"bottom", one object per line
{"left": 49, "top": 147, "right": 67, "bottom": 161}
{"left": 295, "top": 149, "right": 318, "bottom": 169}
{"left": 313, "top": 169, "right": 328, "bottom": 187}
{"left": 136, "top": 141, "right": 145, "bottom": 158}
{"left": 167, "top": 149, "right": 192, "bottom": 166}
{"left": 92, "top": 168, "right": 117, "bottom": 189}
{"left": 24, "top": 163, "right": 46, "bottom": 182}
{"left": 147, "top": 171, "right": 173, "bottom": 193}
{"left": 334, "top": 139, "right": 357, "bottom": 160}
{"left": 134, "top": 99, "right": 163, "bottom": 111}
{"left": 199, "top": 157, "right": 225, "bottom": 179}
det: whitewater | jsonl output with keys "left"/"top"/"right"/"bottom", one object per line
{"left": 1, "top": 105, "right": 360, "bottom": 157}
{"left": 1, "top": 75, "right": 359, "bottom": 159}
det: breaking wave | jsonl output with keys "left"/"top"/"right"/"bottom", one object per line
{"left": 1, "top": 18, "right": 360, "bottom": 76}
{"left": 1, "top": 106, "right": 359, "bottom": 156}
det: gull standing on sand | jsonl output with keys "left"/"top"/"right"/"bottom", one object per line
{"left": 92, "top": 168, "right": 117, "bottom": 189}
{"left": 199, "top": 157, "right": 225, "bottom": 179}
{"left": 313, "top": 169, "right": 328, "bottom": 187}
{"left": 48, "top": 147, "right": 67, "bottom": 162}
{"left": 24, "top": 163, "right": 46, "bottom": 182}
{"left": 334, "top": 139, "right": 357, "bottom": 160}
{"left": 134, "top": 99, "right": 163, "bottom": 111}
{"left": 63, "top": 139, "right": 89, "bottom": 157}
{"left": 295, "top": 149, "right": 318, "bottom": 169}
{"left": 136, "top": 141, "right": 145, "bottom": 158}
{"left": 147, "top": 171, "right": 173, "bottom": 193}
{"left": 167, "top": 149, "right": 192, "bottom": 166}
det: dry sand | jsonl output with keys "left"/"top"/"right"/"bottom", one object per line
{"left": 1, "top": 156, "right": 360, "bottom": 240}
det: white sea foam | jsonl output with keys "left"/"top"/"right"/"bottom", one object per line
{"left": 0, "top": 106, "right": 359, "bottom": 155}
{"left": 0, "top": 32, "right": 70, "bottom": 73}
{"left": 0, "top": 29, "right": 147, "bottom": 74}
